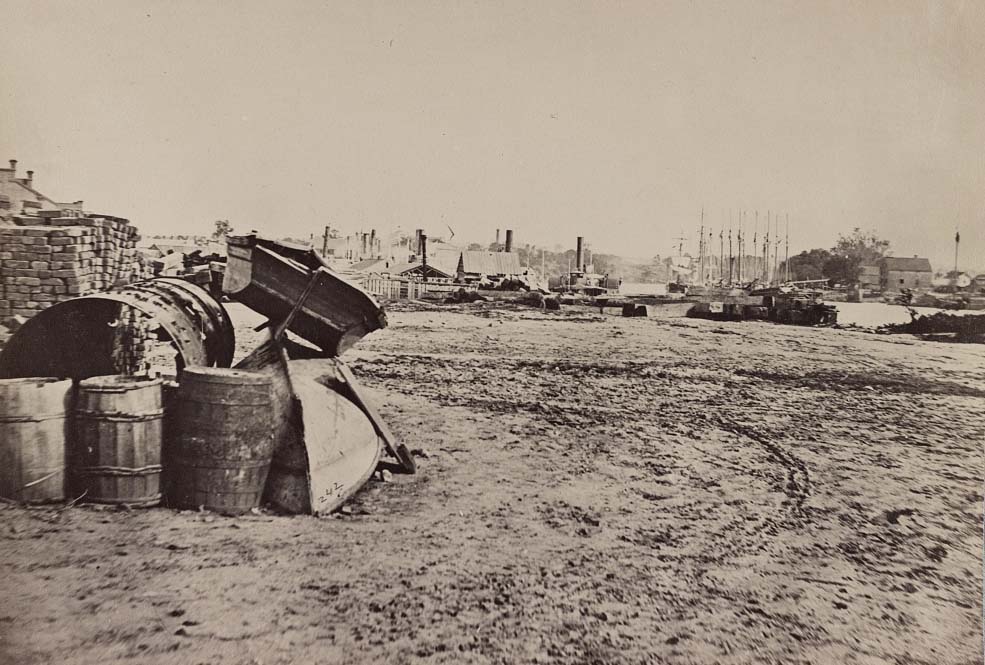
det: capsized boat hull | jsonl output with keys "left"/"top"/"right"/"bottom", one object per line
{"left": 224, "top": 234, "right": 387, "bottom": 356}
{"left": 237, "top": 342, "right": 381, "bottom": 515}
{"left": 284, "top": 359, "right": 381, "bottom": 515}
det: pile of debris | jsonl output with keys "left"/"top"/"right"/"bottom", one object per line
{"left": 0, "top": 234, "right": 413, "bottom": 517}
{"left": 880, "top": 309, "right": 985, "bottom": 343}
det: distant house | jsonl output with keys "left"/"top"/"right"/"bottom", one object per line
{"left": 973, "top": 274, "right": 985, "bottom": 293}
{"left": 456, "top": 251, "right": 523, "bottom": 282}
{"left": 858, "top": 264, "right": 881, "bottom": 290}
{"left": 881, "top": 257, "right": 932, "bottom": 291}
{"left": 0, "top": 159, "right": 83, "bottom": 222}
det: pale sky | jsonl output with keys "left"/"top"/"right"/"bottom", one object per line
{"left": 1, "top": 1, "right": 983, "bottom": 270}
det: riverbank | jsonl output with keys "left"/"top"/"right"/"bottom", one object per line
{"left": 1, "top": 301, "right": 982, "bottom": 664}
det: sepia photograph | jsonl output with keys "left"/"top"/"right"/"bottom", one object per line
{"left": 0, "top": 1, "right": 982, "bottom": 663}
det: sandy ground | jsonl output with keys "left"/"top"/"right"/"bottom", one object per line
{"left": 1, "top": 301, "right": 983, "bottom": 665}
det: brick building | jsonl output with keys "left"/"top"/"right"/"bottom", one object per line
{"left": 0, "top": 159, "right": 83, "bottom": 222}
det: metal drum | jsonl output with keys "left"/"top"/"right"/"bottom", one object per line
{"left": 166, "top": 367, "right": 273, "bottom": 515}
{"left": 73, "top": 375, "right": 164, "bottom": 507}
{"left": 0, "top": 378, "right": 73, "bottom": 502}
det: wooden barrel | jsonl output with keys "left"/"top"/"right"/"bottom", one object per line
{"left": 166, "top": 367, "right": 273, "bottom": 515}
{"left": 0, "top": 378, "right": 73, "bottom": 503}
{"left": 73, "top": 375, "right": 164, "bottom": 507}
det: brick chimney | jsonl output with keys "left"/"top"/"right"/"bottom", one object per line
{"left": 8, "top": 159, "right": 16, "bottom": 174}
{"left": 25, "top": 170, "right": 33, "bottom": 187}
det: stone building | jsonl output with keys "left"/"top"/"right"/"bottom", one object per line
{"left": 0, "top": 159, "right": 83, "bottom": 222}
{"left": 881, "top": 256, "right": 932, "bottom": 291}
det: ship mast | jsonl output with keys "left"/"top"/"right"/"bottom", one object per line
{"left": 727, "top": 210, "right": 733, "bottom": 285}
{"left": 753, "top": 211, "right": 759, "bottom": 285}
{"left": 764, "top": 211, "right": 771, "bottom": 284}
{"left": 698, "top": 207, "right": 705, "bottom": 285}
{"left": 784, "top": 214, "right": 790, "bottom": 284}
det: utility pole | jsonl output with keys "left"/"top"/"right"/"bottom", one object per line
{"left": 753, "top": 211, "right": 759, "bottom": 284}
{"left": 955, "top": 228, "right": 961, "bottom": 275}
{"left": 736, "top": 211, "right": 743, "bottom": 284}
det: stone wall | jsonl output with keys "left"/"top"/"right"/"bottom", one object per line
{"left": 0, "top": 216, "right": 140, "bottom": 320}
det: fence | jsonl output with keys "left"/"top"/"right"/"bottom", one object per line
{"left": 362, "top": 275, "right": 471, "bottom": 300}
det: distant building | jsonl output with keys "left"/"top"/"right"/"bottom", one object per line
{"left": 385, "top": 261, "right": 454, "bottom": 280}
{"left": 0, "top": 159, "right": 83, "bottom": 222}
{"left": 859, "top": 264, "right": 881, "bottom": 290}
{"left": 973, "top": 274, "right": 985, "bottom": 293}
{"left": 348, "top": 258, "right": 389, "bottom": 273}
{"left": 881, "top": 256, "right": 932, "bottom": 291}
{"left": 456, "top": 251, "right": 523, "bottom": 282}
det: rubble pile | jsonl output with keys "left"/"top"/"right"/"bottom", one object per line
{"left": 0, "top": 215, "right": 140, "bottom": 320}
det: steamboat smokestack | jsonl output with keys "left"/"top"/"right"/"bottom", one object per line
{"left": 504, "top": 229, "right": 513, "bottom": 253}
{"left": 576, "top": 237, "right": 584, "bottom": 272}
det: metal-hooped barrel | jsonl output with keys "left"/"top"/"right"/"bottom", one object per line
{"left": 72, "top": 375, "right": 164, "bottom": 507}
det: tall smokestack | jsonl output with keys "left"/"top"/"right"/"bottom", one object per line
{"left": 415, "top": 229, "right": 424, "bottom": 255}
{"left": 370, "top": 229, "right": 376, "bottom": 257}
{"left": 576, "top": 237, "right": 584, "bottom": 272}
{"left": 495, "top": 229, "right": 500, "bottom": 247}
{"left": 420, "top": 234, "right": 428, "bottom": 283}
{"left": 505, "top": 229, "right": 514, "bottom": 253}
{"left": 361, "top": 233, "right": 368, "bottom": 258}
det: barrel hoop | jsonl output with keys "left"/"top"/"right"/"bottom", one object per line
{"left": 0, "top": 413, "right": 65, "bottom": 423}
{"left": 74, "top": 409, "right": 164, "bottom": 422}
{"left": 73, "top": 465, "right": 163, "bottom": 477}
{"left": 87, "top": 494, "right": 161, "bottom": 507}
{"left": 22, "top": 469, "right": 63, "bottom": 489}
{"left": 169, "top": 457, "right": 270, "bottom": 471}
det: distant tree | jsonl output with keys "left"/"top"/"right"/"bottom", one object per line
{"left": 782, "top": 248, "right": 833, "bottom": 282}
{"left": 825, "top": 228, "right": 890, "bottom": 285}
{"left": 212, "top": 219, "right": 233, "bottom": 241}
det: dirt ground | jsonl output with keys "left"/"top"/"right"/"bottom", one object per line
{"left": 1, "top": 301, "right": 983, "bottom": 665}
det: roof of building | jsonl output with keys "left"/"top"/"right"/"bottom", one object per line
{"left": 11, "top": 179, "right": 58, "bottom": 207}
{"left": 349, "top": 258, "right": 388, "bottom": 272}
{"left": 427, "top": 247, "right": 464, "bottom": 275}
{"left": 459, "top": 251, "right": 522, "bottom": 276}
{"left": 386, "top": 261, "right": 454, "bottom": 278}
{"left": 883, "top": 257, "right": 932, "bottom": 272}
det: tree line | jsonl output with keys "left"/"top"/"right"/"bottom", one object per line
{"left": 780, "top": 228, "right": 890, "bottom": 285}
